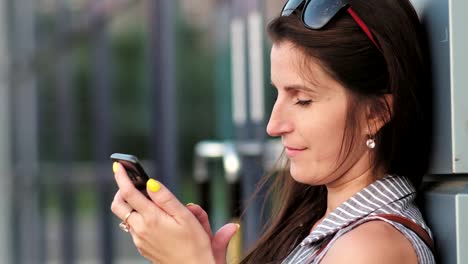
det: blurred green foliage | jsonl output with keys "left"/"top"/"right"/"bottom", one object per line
{"left": 37, "top": 5, "right": 221, "bottom": 210}
{"left": 37, "top": 8, "right": 217, "bottom": 166}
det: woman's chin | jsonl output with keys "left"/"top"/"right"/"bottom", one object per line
{"left": 289, "top": 162, "right": 327, "bottom": 186}
{"left": 290, "top": 164, "right": 313, "bottom": 184}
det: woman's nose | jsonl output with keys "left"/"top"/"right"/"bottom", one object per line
{"left": 266, "top": 102, "right": 293, "bottom": 137}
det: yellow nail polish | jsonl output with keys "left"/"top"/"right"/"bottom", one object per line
{"left": 113, "top": 162, "right": 119, "bottom": 173}
{"left": 147, "top": 179, "right": 161, "bottom": 193}
{"left": 186, "top": 203, "right": 196, "bottom": 207}
{"left": 235, "top": 223, "right": 241, "bottom": 230}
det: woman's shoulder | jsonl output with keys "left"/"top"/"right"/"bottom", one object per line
{"left": 319, "top": 220, "right": 418, "bottom": 264}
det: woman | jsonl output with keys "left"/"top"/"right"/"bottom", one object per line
{"left": 111, "top": 0, "right": 435, "bottom": 263}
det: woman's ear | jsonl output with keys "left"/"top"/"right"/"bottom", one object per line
{"left": 365, "top": 94, "right": 393, "bottom": 135}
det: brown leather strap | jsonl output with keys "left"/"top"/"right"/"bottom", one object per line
{"left": 376, "top": 214, "right": 435, "bottom": 253}
{"left": 308, "top": 238, "right": 332, "bottom": 260}
{"left": 306, "top": 214, "right": 434, "bottom": 263}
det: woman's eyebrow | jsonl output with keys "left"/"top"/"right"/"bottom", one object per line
{"left": 271, "top": 81, "right": 319, "bottom": 94}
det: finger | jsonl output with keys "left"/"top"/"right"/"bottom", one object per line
{"left": 212, "top": 223, "right": 240, "bottom": 264}
{"left": 110, "top": 190, "right": 134, "bottom": 220}
{"left": 146, "top": 179, "right": 189, "bottom": 223}
{"left": 113, "top": 162, "right": 156, "bottom": 214}
{"left": 187, "top": 203, "right": 213, "bottom": 237}
{"left": 111, "top": 191, "right": 146, "bottom": 233}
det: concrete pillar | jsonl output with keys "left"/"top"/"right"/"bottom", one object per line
{"left": 10, "top": 0, "right": 41, "bottom": 262}
{"left": 0, "top": 0, "right": 12, "bottom": 262}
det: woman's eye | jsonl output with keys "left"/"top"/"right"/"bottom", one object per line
{"left": 295, "top": 99, "right": 312, "bottom": 106}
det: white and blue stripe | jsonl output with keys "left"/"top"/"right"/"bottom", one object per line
{"left": 282, "top": 175, "right": 435, "bottom": 263}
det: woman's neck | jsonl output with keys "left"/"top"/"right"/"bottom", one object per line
{"left": 325, "top": 170, "right": 375, "bottom": 215}
{"left": 324, "top": 153, "right": 385, "bottom": 219}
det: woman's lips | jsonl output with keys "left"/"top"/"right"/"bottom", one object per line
{"left": 285, "top": 146, "right": 306, "bottom": 157}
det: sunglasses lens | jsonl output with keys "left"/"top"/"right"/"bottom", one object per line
{"left": 281, "top": 0, "right": 304, "bottom": 16}
{"left": 303, "top": 0, "right": 347, "bottom": 29}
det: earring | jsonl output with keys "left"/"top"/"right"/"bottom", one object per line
{"left": 366, "top": 137, "right": 376, "bottom": 149}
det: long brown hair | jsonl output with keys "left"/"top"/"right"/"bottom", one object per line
{"left": 240, "top": 0, "right": 432, "bottom": 263}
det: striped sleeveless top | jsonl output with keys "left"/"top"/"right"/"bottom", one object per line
{"left": 281, "top": 175, "right": 435, "bottom": 264}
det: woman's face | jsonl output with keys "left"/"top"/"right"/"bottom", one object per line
{"left": 267, "top": 41, "right": 365, "bottom": 185}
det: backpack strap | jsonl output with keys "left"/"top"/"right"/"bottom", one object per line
{"left": 376, "top": 214, "right": 435, "bottom": 253}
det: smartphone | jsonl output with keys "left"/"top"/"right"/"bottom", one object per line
{"left": 110, "top": 153, "right": 150, "bottom": 198}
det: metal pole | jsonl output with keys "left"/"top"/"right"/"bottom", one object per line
{"left": 231, "top": 0, "right": 251, "bottom": 250}
{"left": 245, "top": 0, "right": 267, "bottom": 241}
{"left": 56, "top": 1, "right": 76, "bottom": 263}
{"left": 231, "top": 0, "right": 266, "bottom": 250}
{"left": 147, "top": 0, "right": 178, "bottom": 193}
{"left": 10, "top": 0, "right": 42, "bottom": 262}
{"left": 0, "top": 0, "right": 12, "bottom": 263}
{"left": 246, "top": 0, "right": 265, "bottom": 139}
{"left": 90, "top": 1, "right": 114, "bottom": 263}
{"left": 230, "top": 0, "right": 249, "bottom": 140}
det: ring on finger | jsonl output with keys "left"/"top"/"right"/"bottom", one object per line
{"left": 119, "top": 210, "right": 134, "bottom": 232}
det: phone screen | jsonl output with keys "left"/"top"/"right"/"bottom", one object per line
{"left": 110, "top": 153, "right": 150, "bottom": 198}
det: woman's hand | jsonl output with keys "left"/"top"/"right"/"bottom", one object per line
{"left": 186, "top": 204, "right": 240, "bottom": 264}
{"left": 111, "top": 162, "right": 216, "bottom": 264}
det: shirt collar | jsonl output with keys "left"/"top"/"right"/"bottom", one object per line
{"left": 301, "top": 175, "right": 416, "bottom": 246}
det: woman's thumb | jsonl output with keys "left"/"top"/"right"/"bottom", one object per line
{"left": 212, "top": 223, "right": 240, "bottom": 264}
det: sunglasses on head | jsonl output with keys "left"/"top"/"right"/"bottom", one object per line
{"left": 281, "top": 0, "right": 382, "bottom": 53}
